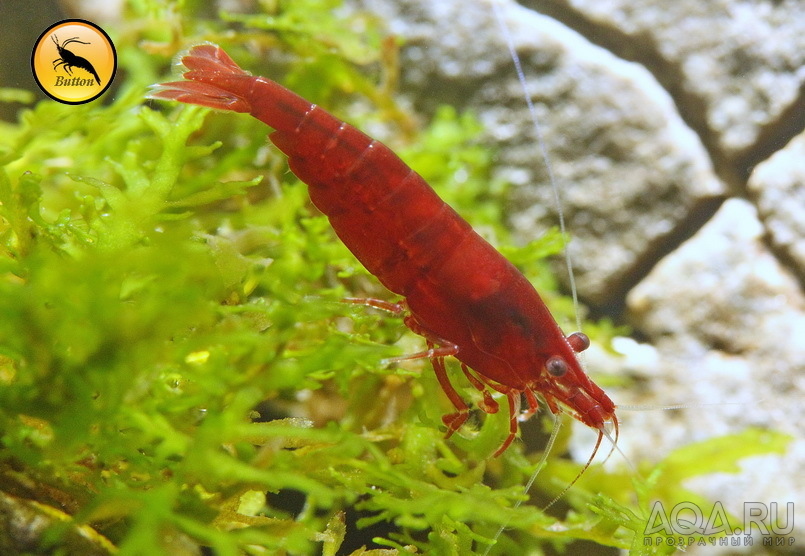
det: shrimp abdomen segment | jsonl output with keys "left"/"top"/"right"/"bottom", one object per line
{"left": 275, "top": 114, "right": 477, "bottom": 295}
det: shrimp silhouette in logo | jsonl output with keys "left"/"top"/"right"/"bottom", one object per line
{"left": 52, "top": 35, "right": 101, "bottom": 85}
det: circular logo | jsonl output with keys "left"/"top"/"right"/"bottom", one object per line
{"left": 31, "top": 19, "right": 117, "bottom": 105}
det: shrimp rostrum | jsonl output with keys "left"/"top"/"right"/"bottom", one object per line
{"left": 149, "top": 44, "right": 618, "bottom": 458}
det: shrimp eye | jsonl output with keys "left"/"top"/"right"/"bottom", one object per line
{"left": 546, "top": 356, "right": 568, "bottom": 377}
{"left": 567, "top": 332, "right": 590, "bottom": 353}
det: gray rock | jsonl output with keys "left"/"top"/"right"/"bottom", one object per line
{"left": 522, "top": 0, "right": 805, "bottom": 171}
{"left": 748, "top": 132, "right": 805, "bottom": 279}
{"left": 622, "top": 199, "right": 805, "bottom": 549}
{"left": 627, "top": 199, "right": 804, "bottom": 356}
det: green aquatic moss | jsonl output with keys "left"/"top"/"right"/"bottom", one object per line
{"left": 0, "top": 1, "right": 791, "bottom": 554}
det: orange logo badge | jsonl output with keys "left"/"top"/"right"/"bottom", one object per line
{"left": 31, "top": 19, "right": 117, "bottom": 105}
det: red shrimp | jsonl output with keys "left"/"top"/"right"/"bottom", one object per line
{"left": 149, "top": 44, "right": 617, "bottom": 457}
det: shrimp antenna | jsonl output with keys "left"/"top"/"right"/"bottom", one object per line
{"left": 543, "top": 427, "right": 604, "bottom": 511}
{"left": 542, "top": 417, "right": 633, "bottom": 511}
{"left": 482, "top": 3, "right": 587, "bottom": 554}
{"left": 523, "top": 412, "right": 563, "bottom": 502}
{"left": 490, "top": 0, "right": 581, "bottom": 335}
{"left": 618, "top": 401, "right": 743, "bottom": 411}
{"left": 482, "top": 412, "right": 563, "bottom": 556}
{"left": 597, "top": 418, "right": 637, "bottom": 476}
